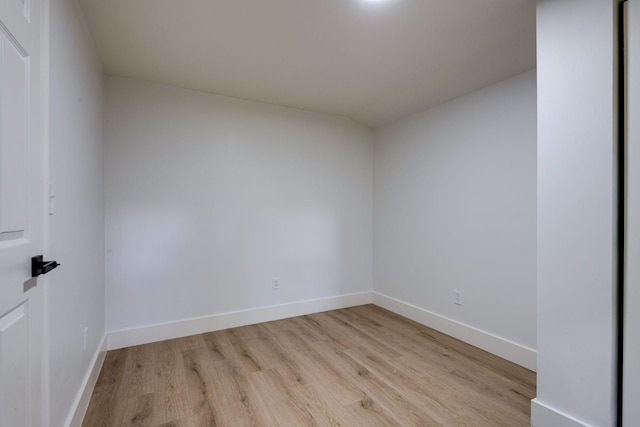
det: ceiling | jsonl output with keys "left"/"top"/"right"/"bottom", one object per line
{"left": 79, "top": 0, "right": 536, "bottom": 128}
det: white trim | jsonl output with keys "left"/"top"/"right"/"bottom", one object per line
{"left": 624, "top": 1, "right": 640, "bottom": 425}
{"left": 66, "top": 334, "right": 107, "bottom": 427}
{"left": 531, "top": 399, "right": 589, "bottom": 427}
{"left": 106, "top": 292, "right": 372, "bottom": 350}
{"left": 106, "top": 291, "right": 537, "bottom": 371}
{"left": 371, "top": 292, "right": 536, "bottom": 371}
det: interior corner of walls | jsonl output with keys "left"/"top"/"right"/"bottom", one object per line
{"left": 371, "top": 292, "right": 536, "bottom": 371}
{"left": 531, "top": 399, "right": 589, "bottom": 427}
{"left": 106, "top": 292, "right": 372, "bottom": 351}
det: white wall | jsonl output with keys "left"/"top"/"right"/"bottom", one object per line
{"left": 533, "top": 1, "right": 617, "bottom": 426}
{"left": 104, "top": 76, "right": 373, "bottom": 333}
{"left": 373, "top": 71, "right": 537, "bottom": 361}
{"left": 48, "top": 0, "right": 105, "bottom": 426}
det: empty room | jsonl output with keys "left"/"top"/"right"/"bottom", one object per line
{"left": 1, "top": 0, "right": 638, "bottom": 426}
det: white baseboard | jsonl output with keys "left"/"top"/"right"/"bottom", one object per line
{"left": 106, "top": 292, "right": 536, "bottom": 371}
{"left": 66, "top": 334, "right": 107, "bottom": 427}
{"left": 371, "top": 292, "right": 536, "bottom": 371}
{"left": 531, "top": 399, "right": 588, "bottom": 427}
{"left": 106, "top": 292, "right": 372, "bottom": 350}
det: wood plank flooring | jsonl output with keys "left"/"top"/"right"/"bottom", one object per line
{"left": 82, "top": 305, "right": 536, "bottom": 426}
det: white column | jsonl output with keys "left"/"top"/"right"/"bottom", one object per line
{"left": 533, "top": 0, "right": 618, "bottom": 426}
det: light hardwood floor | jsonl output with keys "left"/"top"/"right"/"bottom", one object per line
{"left": 82, "top": 305, "right": 536, "bottom": 426}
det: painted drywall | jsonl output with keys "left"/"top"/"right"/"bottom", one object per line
{"left": 533, "top": 1, "right": 617, "bottom": 426}
{"left": 48, "top": 0, "right": 105, "bottom": 426}
{"left": 373, "top": 71, "right": 537, "bottom": 353}
{"left": 624, "top": 0, "right": 640, "bottom": 424}
{"left": 104, "top": 76, "right": 373, "bottom": 333}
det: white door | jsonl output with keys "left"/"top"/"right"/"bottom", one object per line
{"left": 0, "top": 0, "right": 45, "bottom": 425}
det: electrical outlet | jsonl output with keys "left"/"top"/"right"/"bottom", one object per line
{"left": 272, "top": 277, "right": 280, "bottom": 290}
{"left": 454, "top": 290, "right": 462, "bottom": 306}
{"left": 83, "top": 327, "right": 88, "bottom": 350}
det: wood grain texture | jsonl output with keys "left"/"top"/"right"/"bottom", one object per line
{"left": 83, "top": 305, "right": 535, "bottom": 426}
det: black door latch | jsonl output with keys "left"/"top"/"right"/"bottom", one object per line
{"left": 31, "top": 255, "right": 60, "bottom": 277}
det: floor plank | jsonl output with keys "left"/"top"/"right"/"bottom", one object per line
{"left": 83, "top": 305, "right": 535, "bottom": 426}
